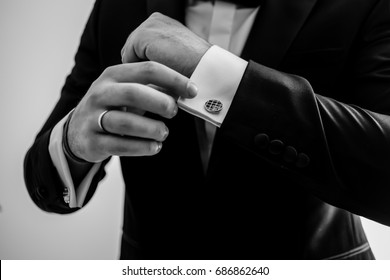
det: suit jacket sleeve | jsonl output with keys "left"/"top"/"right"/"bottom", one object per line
{"left": 23, "top": 0, "right": 107, "bottom": 214}
{"left": 222, "top": 0, "right": 390, "bottom": 226}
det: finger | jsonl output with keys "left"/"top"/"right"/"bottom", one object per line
{"left": 121, "top": 31, "right": 142, "bottom": 64}
{"left": 98, "top": 133, "right": 163, "bottom": 157}
{"left": 147, "top": 84, "right": 167, "bottom": 94}
{"left": 123, "top": 85, "right": 163, "bottom": 116}
{"left": 101, "top": 83, "right": 178, "bottom": 119}
{"left": 106, "top": 62, "right": 198, "bottom": 99}
{"left": 148, "top": 84, "right": 179, "bottom": 101}
{"left": 120, "top": 105, "right": 145, "bottom": 116}
{"left": 100, "top": 110, "right": 169, "bottom": 142}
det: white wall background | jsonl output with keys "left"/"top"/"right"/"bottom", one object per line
{"left": 0, "top": 0, "right": 124, "bottom": 259}
{"left": 0, "top": 0, "right": 389, "bottom": 260}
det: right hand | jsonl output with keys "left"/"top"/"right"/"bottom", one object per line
{"left": 67, "top": 61, "right": 198, "bottom": 163}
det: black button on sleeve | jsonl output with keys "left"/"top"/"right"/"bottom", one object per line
{"left": 296, "top": 153, "right": 310, "bottom": 168}
{"left": 36, "top": 187, "right": 47, "bottom": 199}
{"left": 254, "top": 133, "right": 269, "bottom": 149}
{"left": 283, "top": 146, "right": 298, "bottom": 163}
{"left": 269, "top": 140, "right": 284, "bottom": 155}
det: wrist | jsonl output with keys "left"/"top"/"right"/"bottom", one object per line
{"left": 186, "top": 42, "right": 212, "bottom": 77}
{"left": 62, "top": 110, "right": 90, "bottom": 165}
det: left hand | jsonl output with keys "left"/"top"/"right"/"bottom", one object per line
{"left": 121, "top": 12, "right": 211, "bottom": 77}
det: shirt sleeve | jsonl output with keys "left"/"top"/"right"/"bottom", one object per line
{"left": 48, "top": 112, "right": 101, "bottom": 208}
{"left": 178, "top": 45, "right": 248, "bottom": 127}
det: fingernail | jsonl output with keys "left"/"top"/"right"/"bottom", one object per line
{"left": 162, "top": 126, "right": 169, "bottom": 140}
{"left": 172, "top": 105, "right": 178, "bottom": 117}
{"left": 187, "top": 81, "right": 198, "bottom": 98}
{"left": 155, "top": 142, "right": 162, "bottom": 153}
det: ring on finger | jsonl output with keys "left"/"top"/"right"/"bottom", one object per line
{"left": 98, "top": 110, "right": 110, "bottom": 133}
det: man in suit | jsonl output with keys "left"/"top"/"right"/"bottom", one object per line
{"left": 24, "top": 0, "right": 390, "bottom": 259}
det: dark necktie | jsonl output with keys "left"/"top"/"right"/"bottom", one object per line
{"left": 213, "top": 0, "right": 262, "bottom": 7}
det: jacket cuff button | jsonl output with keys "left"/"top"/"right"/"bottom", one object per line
{"left": 296, "top": 153, "right": 310, "bottom": 168}
{"left": 269, "top": 139, "right": 284, "bottom": 155}
{"left": 283, "top": 146, "right": 298, "bottom": 163}
{"left": 254, "top": 133, "right": 270, "bottom": 149}
{"left": 36, "top": 187, "right": 46, "bottom": 199}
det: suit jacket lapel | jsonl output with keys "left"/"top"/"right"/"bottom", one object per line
{"left": 241, "top": 0, "right": 318, "bottom": 68}
{"left": 147, "top": 0, "right": 186, "bottom": 23}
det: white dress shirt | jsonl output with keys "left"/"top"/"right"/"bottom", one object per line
{"left": 49, "top": 0, "right": 260, "bottom": 208}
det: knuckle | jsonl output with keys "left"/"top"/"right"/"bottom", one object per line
{"left": 117, "top": 118, "right": 133, "bottom": 134}
{"left": 173, "top": 74, "right": 182, "bottom": 86}
{"left": 141, "top": 61, "right": 159, "bottom": 75}
{"left": 125, "top": 83, "right": 138, "bottom": 103}
{"left": 102, "top": 66, "right": 115, "bottom": 78}
{"left": 89, "top": 83, "right": 110, "bottom": 105}
{"left": 87, "top": 89, "right": 101, "bottom": 105}
{"left": 159, "top": 99, "right": 170, "bottom": 115}
{"left": 150, "top": 12, "right": 162, "bottom": 19}
{"left": 173, "top": 75, "right": 186, "bottom": 94}
{"left": 116, "top": 118, "right": 127, "bottom": 132}
{"left": 161, "top": 97, "right": 176, "bottom": 118}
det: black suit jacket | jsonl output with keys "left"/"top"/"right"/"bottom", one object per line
{"left": 24, "top": 0, "right": 390, "bottom": 259}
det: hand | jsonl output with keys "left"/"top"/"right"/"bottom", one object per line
{"left": 67, "top": 61, "right": 198, "bottom": 163}
{"left": 121, "top": 12, "right": 211, "bottom": 77}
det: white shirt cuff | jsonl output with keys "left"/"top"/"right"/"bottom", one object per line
{"left": 49, "top": 111, "right": 101, "bottom": 208}
{"left": 178, "top": 45, "right": 248, "bottom": 127}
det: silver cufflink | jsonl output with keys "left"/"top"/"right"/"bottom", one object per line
{"left": 204, "top": 99, "right": 223, "bottom": 114}
{"left": 63, "top": 187, "right": 70, "bottom": 204}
